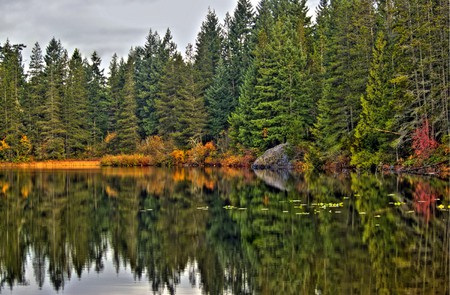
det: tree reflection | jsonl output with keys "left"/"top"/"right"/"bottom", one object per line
{"left": 0, "top": 168, "right": 449, "bottom": 294}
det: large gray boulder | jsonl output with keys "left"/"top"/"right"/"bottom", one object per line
{"left": 252, "top": 143, "right": 291, "bottom": 170}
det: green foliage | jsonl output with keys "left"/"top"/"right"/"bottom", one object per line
{"left": 64, "top": 49, "right": 90, "bottom": 158}
{"left": 115, "top": 54, "right": 139, "bottom": 154}
{"left": 86, "top": 51, "right": 109, "bottom": 154}
{"left": 0, "top": 0, "right": 449, "bottom": 167}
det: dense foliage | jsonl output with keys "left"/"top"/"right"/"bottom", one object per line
{"left": 0, "top": 0, "right": 448, "bottom": 170}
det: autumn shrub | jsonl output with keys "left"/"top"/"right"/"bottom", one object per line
{"left": 412, "top": 118, "right": 439, "bottom": 162}
{"left": 220, "top": 150, "right": 256, "bottom": 167}
{"left": 171, "top": 149, "right": 186, "bottom": 165}
{"left": 186, "top": 141, "right": 217, "bottom": 166}
{"left": 100, "top": 154, "right": 152, "bottom": 167}
{"left": 137, "top": 136, "right": 173, "bottom": 165}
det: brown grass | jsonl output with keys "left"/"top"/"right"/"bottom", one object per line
{"left": 0, "top": 160, "right": 101, "bottom": 169}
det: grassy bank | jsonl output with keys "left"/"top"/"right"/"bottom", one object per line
{"left": 0, "top": 160, "right": 101, "bottom": 169}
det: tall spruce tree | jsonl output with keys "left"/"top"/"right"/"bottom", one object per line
{"left": 0, "top": 41, "right": 26, "bottom": 160}
{"left": 227, "top": 0, "right": 255, "bottom": 100}
{"left": 86, "top": 51, "right": 108, "bottom": 153}
{"left": 351, "top": 32, "right": 397, "bottom": 168}
{"left": 230, "top": 0, "right": 314, "bottom": 151}
{"left": 25, "top": 43, "right": 46, "bottom": 153}
{"left": 64, "top": 49, "right": 89, "bottom": 158}
{"left": 205, "top": 58, "right": 234, "bottom": 139}
{"left": 311, "top": 0, "right": 376, "bottom": 164}
{"left": 177, "top": 46, "right": 207, "bottom": 147}
{"left": 38, "top": 38, "right": 67, "bottom": 159}
{"left": 155, "top": 52, "right": 185, "bottom": 144}
{"left": 135, "top": 30, "right": 162, "bottom": 138}
{"left": 194, "top": 9, "right": 223, "bottom": 95}
{"left": 115, "top": 54, "right": 139, "bottom": 154}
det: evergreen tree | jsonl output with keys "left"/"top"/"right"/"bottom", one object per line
{"left": 311, "top": 0, "right": 376, "bottom": 163}
{"left": 228, "top": 62, "right": 257, "bottom": 149}
{"left": 25, "top": 42, "right": 46, "bottom": 153}
{"left": 194, "top": 9, "right": 223, "bottom": 95}
{"left": 230, "top": 0, "right": 314, "bottom": 151}
{"left": 177, "top": 46, "right": 207, "bottom": 147}
{"left": 86, "top": 51, "right": 108, "bottom": 152}
{"left": 155, "top": 52, "right": 185, "bottom": 144}
{"left": 135, "top": 29, "right": 169, "bottom": 138}
{"left": 0, "top": 40, "right": 26, "bottom": 160}
{"left": 351, "top": 32, "right": 397, "bottom": 168}
{"left": 205, "top": 58, "right": 234, "bottom": 139}
{"left": 204, "top": 0, "right": 255, "bottom": 142}
{"left": 64, "top": 49, "right": 89, "bottom": 157}
{"left": 38, "top": 38, "right": 68, "bottom": 159}
{"left": 106, "top": 54, "right": 123, "bottom": 135}
{"left": 115, "top": 55, "right": 139, "bottom": 154}
{"left": 227, "top": 0, "right": 255, "bottom": 100}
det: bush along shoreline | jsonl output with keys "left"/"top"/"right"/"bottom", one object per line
{"left": 1, "top": 137, "right": 448, "bottom": 179}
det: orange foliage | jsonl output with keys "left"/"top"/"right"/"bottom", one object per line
{"left": 138, "top": 136, "right": 172, "bottom": 164}
{"left": 100, "top": 154, "right": 152, "bottom": 167}
{"left": 171, "top": 150, "right": 186, "bottom": 165}
{"left": 220, "top": 151, "right": 256, "bottom": 168}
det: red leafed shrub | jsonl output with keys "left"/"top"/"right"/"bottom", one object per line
{"left": 412, "top": 118, "right": 438, "bottom": 160}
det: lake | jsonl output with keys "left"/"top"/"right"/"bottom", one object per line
{"left": 0, "top": 167, "right": 449, "bottom": 294}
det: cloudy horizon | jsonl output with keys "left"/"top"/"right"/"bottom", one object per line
{"left": 1, "top": 0, "right": 319, "bottom": 71}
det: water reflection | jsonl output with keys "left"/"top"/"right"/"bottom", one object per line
{"left": 0, "top": 168, "right": 449, "bottom": 294}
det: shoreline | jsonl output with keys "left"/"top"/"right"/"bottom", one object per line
{"left": 0, "top": 160, "right": 101, "bottom": 169}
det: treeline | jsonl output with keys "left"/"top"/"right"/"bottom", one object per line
{"left": 0, "top": 0, "right": 449, "bottom": 170}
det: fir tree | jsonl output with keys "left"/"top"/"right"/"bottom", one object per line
{"left": 64, "top": 49, "right": 89, "bottom": 157}
{"left": 177, "top": 46, "right": 207, "bottom": 147}
{"left": 38, "top": 38, "right": 67, "bottom": 159}
{"left": 0, "top": 40, "right": 26, "bottom": 160}
{"left": 25, "top": 42, "right": 46, "bottom": 153}
{"left": 155, "top": 52, "right": 185, "bottom": 143}
{"left": 352, "top": 32, "right": 397, "bottom": 168}
{"left": 194, "top": 9, "right": 223, "bottom": 95}
{"left": 116, "top": 55, "right": 139, "bottom": 154}
{"left": 86, "top": 51, "right": 108, "bottom": 152}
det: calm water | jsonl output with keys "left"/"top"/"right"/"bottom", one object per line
{"left": 0, "top": 167, "right": 449, "bottom": 294}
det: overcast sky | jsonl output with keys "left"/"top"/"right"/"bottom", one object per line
{"left": 1, "top": 0, "right": 319, "bottom": 71}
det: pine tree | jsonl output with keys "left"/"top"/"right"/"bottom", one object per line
{"left": 155, "top": 52, "right": 185, "bottom": 143}
{"left": 0, "top": 40, "right": 26, "bottom": 160}
{"left": 204, "top": 0, "right": 255, "bottom": 142}
{"left": 135, "top": 29, "right": 173, "bottom": 138}
{"left": 227, "top": 0, "right": 255, "bottom": 100}
{"left": 194, "top": 9, "right": 223, "bottom": 95}
{"left": 38, "top": 38, "right": 68, "bottom": 159}
{"left": 115, "top": 54, "right": 139, "bottom": 154}
{"left": 64, "top": 49, "right": 89, "bottom": 158}
{"left": 205, "top": 58, "right": 234, "bottom": 139}
{"left": 230, "top": 0, "right": 314, "bottom": 151}
{"left": 106, "top": 54, "right": 123, "bottom": 135}
{"left": 25, "top": 42, "right": 46, "bottom": 153}
{"left": 86, "top": 51, "right": 108, "bottom": 153}
{"left": 352, "top": 32, "right": 397, "bottom": 168}
{"left": 177, "top": 46, "right": 207, "bottom": 147}
{"left": 228, "top": 62, "right": 257, "bottom": 149}
{"left": 311, "top": 0, "right": 376, "bottom": 163}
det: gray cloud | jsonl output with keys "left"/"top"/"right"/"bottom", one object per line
{"left": 1, "top": 0, "right": 319, "bottom": 70}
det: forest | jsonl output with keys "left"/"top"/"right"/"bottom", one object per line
{"left": 0, "top": 0, "right": 449, "bottom": 171}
